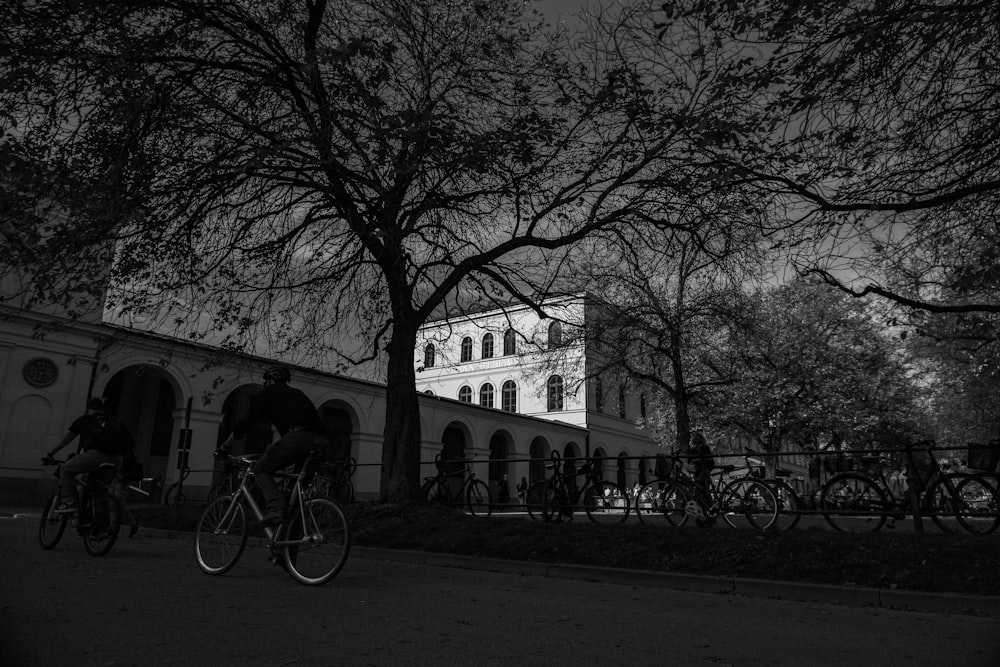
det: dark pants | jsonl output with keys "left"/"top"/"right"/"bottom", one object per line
{"left": 253, "top": 430, "right": 328, "bottom": 515}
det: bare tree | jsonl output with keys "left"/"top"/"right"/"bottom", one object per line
{"left": 650, "top": 0, "right": 1000, "bottom": 315}
{"left": 2, "top": 0, "right": 743, "bottom": 500}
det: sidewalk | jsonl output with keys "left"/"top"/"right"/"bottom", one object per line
{"left": 7, "top": 504, "right": 998, "bottom": 618}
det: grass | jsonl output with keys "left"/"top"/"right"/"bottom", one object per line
{"left": 134, "top": 501, "right": 1000, "bottom": 597}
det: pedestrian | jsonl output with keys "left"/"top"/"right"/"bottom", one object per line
{"left": 516, "top": 476, "right": 527, "bottom": 507}
{"left": 497, "top": 473, "right": 511, "bottom": 505}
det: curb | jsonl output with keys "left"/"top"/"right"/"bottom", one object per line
{"left": 349, "top": 545, "right": 1000, "bottom": 618}
{"left": 8, "top": 511, "right": 1000, "bottom": 617}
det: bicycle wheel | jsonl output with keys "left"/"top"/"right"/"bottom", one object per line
{"left": 421, "top": 478, "right": 448, "bottom": 505}
{"left": 38, "top": 491, "right": 68, "bottom": 550}
{"left": 952, "top": 473, "right": 998, "bottom": 535}
{"left": 525, "top": 480, "right": 548, "bottom": 521}
{"left": 540, "top": 481, "right": 571, "bottom": 522}
{"left": 82, "top": 494, "right": 122, "bottom": 557}
{"left": 194, "top": 496, "right": 249, "bottom": 575}
{"left": 583, "top": 480, "right": 629, "bottom": 524}
{"left": 308, "top": 474, "right": 333, "bottom": 500}
{"left": 771, "top": 480, "right": 802, "bottom": 531}
{"left": 819, "top": 473, "right": 888, "bottom": 533}
{"left": 335, "top": 479, "right": 354, "bottom": 505}
{"left": 718, "top": 478, "right": 778, "bottom": 531}
{"left": 164, "top": 484, "right": 186, "bottom": 507}
{"left": 922, "top": 473, "right": 964, "bottom": 533}
{"left": 282, "top": 498, "right": 351, "bottom": 586}
{"left": 465, "top": 479, "right": 492, "bottom": 517}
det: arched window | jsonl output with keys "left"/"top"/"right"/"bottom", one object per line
{"left": 460, "top": 336, "right": 473, "bottom": 362}
{"left": 618, "top": 385, "right": 627, "bottom": 419}
{"left": 503, "top": 328, "right": 516, "bottom": 355}
{"left": 479, "top": 383, "right": 495, "bottom": 408}
{"left": 501, "top": 380, "right": 517, "bottom": 412}
{"left": 482, "top": 333, "right": 494, "bottom": 359}
{"left": 458, "top": 386, "right": 473, "bottom": 403}
{"left": 594, "top": 376, "right": 603, "bottom": 412}
{"left": 547, "top": 375, "right": 564, "bottom": 412}
{"left": 423, "top": 343, "right": 435, "bottom": 368}
{"left": 640, "top": 393, "right": 647, "bottom": 419}
{"left": 547, "top": 321, "right": 563, "bottom": 348}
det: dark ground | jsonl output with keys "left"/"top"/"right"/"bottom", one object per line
{"left": 134, "top": 501, "right": 1000, "bottom": 597}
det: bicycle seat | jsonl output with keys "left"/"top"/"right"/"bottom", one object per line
{"left": 228, "top": 454, "right": 262, "bottom": 468}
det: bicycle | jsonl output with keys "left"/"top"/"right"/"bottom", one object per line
{"left": 527, "top": 451, "right": 630, "bottom": 525}
{"left": 634, "top": 452, "right": 779, "bottom": 530}
{"left": 819, "top": 445, "right": 999, "bottom": 534}
{"left": 309, "top": 456, "right": 356, "bottom": 504}
{"left": 193, "top": 450, "right": 351, "bottom": 586}
{"left": 164, "top": 464, "right": 190, "bottom": 506}
{"left": 206, "top": 459, "right": 241, "bottom": 502}
{"left": 421, "top": 454, "right": 492, "bottom": 517}
{"left": 39, "top": 456, "right": 123, "bottom": 556}
{"left": 727, "top": 455, "right": 808, "bottom": 531}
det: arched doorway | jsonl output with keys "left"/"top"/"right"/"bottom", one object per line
{"left": 592, "top": 446, "right": 608, "bottom": 481}
{"left": 318, "top": 400, "right": 355, "bottom": 461}
{"left": 102, "top": 364, "right": 178, "bottom": 486}
{"left": 528, "top": 436, "right": 549, "bottom": 484}
{"left": 563, "top": 441, "right": 581, "bottom": 494}
{"left": 441, "top": 424, "right": 468, "bottom": 497}
{"left": 488, "top": 430, "right": 513, "bottom": 505}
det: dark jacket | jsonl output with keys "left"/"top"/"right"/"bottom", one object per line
{"left": 231, "top": 383, "right": 324, "bottom": 438}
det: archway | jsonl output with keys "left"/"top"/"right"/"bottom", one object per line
{"left": 318, "top": 399, "right": 356, "bottom": 461}
{"left": 528, "top": 436, "right": 549, "bottom": 484}
{"left": 563, "top": 441, "right": 582, "bottom": 493}
{"left": 103, "top": 364, "right": 178, "bottom": 485}
{"left": 592, "top": 446, "right": 608, "bottom": 481}
{"left": 488, "top": 430, "right": 514, "bottom": 505}
{"left": 441, "top": 423, "right": 468, "bottom": 497}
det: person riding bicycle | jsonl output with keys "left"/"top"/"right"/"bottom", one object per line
{"left": 43, "top": 397, "right": 135, "bottom": 515}
{"left": 216, "top": 365, "right": 329, "bottom": 527}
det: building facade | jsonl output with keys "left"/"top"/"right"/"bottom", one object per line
{"left": 414, "top": 295, "right": 661, "bottom": 490}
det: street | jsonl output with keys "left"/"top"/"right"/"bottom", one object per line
{"left": 1, "top": 512, "right": 997, "bottom": 666}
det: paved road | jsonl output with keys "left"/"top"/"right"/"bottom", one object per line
{"left": 1, "top": 512, "right": 997, "bottom": 666}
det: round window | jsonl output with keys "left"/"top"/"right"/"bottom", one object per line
{"left": 23, "top": 357, "right": 59, "bottom": 388}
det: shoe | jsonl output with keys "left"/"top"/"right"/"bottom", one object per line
{"left": 129, "top": 524, "right": 140, "bottom": 538}
{"left": 53, "top": 501, "right": 77, "bottom": 514}
{"left": 257, "top": 509, "right": 285, "bottom": 528}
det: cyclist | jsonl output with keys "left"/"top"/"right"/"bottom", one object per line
{"left": 216, "top": 366, "right": 329, "bottom": 527}
{"left": 43, "top": 397, "right": 135, "bottom": 516}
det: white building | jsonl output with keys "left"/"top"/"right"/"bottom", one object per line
{"left": 414, "top": 294, "right": 660, "bottom": 490}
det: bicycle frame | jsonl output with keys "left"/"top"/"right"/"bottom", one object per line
{"left": 216, "top": 458, "right": 314, "bottom": 549}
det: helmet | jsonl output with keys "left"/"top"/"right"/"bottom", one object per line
{"left": 87, "top": 397, "right": 106, "bottom": 412}
{"left": 262, "top": 366, "right": 291, "bottom": 384}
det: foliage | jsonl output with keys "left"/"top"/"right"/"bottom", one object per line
{"left": 703, "top": 278, "right": 920, "bottom": 452}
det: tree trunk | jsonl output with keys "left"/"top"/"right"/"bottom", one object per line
{"left": 379, "top": 321, "right": 422, "bottom": 503}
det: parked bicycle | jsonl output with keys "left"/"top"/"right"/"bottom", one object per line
{"left": 421, "top": 454, "right": 492, "bottom": 517}
{"left": 309, "top": 456, "right": 357, "bottom": 504}
{"left": 819, "top": 444, "right": 999, "bottom": 534}
{"left": 39, "top": 456, "right": 123, "bottom": 556}
{"left": 194, "top": 450, "right": 351, "bottom": 586}
{"left": 634, "top": 451, "right": 779, "bottom": 530}
{"left": 164, "top": 464, "right": 190, "bottom": 507}
{"left": 526, "top": 451, "right": 630, "bottom": 525}
{"left": 728, "top": 454, "right": 809, "bottom": 531}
